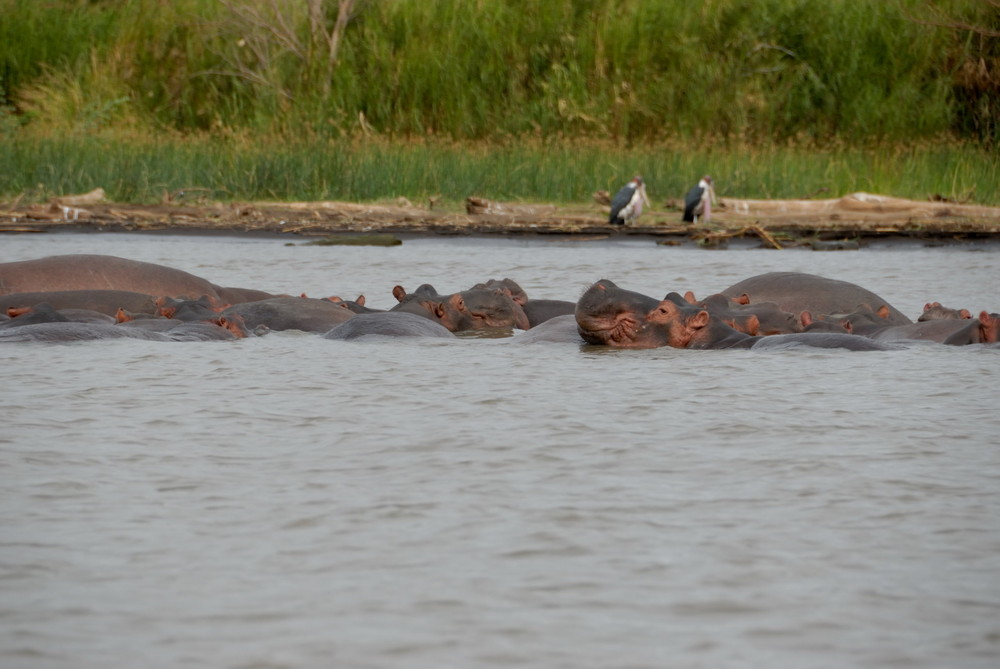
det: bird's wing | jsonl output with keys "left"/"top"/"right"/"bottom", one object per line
{"left": 684, "top": 185, "right": 705, "bottom": 210}
{"left": 609, "top": 185, "right": 635, "bottom": 219}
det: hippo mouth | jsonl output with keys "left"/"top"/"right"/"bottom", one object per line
{"left": 576, "top": 313, "right": 641, "bottom": 346}
{"left": 469, "top": 308, "right": 530, "bottom": 331}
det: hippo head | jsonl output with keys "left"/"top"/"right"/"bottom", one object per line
{"left": 575, "top": 280, "right": 711, "bottom": 349}
{"left": 434, "top": 288, "right": 530, "bottom": 332}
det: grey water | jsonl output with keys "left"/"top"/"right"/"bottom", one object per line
{"left": 1, "top": 233, "right": 999, "bottom": 669}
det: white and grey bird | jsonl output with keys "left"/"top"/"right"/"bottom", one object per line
{"left": 608, "top": 175, "right": 651, "bottom": 226}
{"left": 682, "top": 175, "right": 716, "bottom": 223}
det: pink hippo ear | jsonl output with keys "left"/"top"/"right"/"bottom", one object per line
{"left": 800, "top": 310, "right": 813, "bottom": 326}
{"left": 876, "top": 305, "right": 891, "bottom": 319}
{"left": 737, "top": 293, "right": 750, "bottom": 305}
{"left": 392, "top": 285, "right": 407, "bottom": 302}
{"left": 979, "top": 311, "right": 1000, "bottom": 343}
{"left": 683, "top": 291, "right": 698, "bottom": 304}
{"left": 356, "top": 295, "right": 366, "bottom": 307}
{"left": 690, "top": 310, "right": 710, "bottom": 329}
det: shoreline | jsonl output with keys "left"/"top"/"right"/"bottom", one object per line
{"left": 3, "top": 192, "right": 1000, "bottom": 248}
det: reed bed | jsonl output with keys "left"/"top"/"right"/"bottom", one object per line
{"left": 1, "top": 0, "right": 996, "bottom": 143}
{"left": 3, "top": 135, "right": 996, "bottom": 206}
{"left": 0, "top": 1, "right": 995, "bottom": 206}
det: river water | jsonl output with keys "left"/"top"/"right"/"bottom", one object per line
{"left": 2, "top": 233, "right": 999, "bottom": 668}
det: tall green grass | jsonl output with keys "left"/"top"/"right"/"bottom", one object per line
{"left": 1, "top": 0, "right": 996, "bottom": 144}
{"left": 3, "top": 135, "right": 996, "bottom": 206}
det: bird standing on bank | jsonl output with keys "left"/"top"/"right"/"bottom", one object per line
{"left": 609, "top": 176, "right": 651, "bottom": 226}
{"left": 683, "top": 175, "right": 717, "bottom": 223}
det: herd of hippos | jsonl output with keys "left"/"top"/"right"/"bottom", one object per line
{"left": 0, "top": 254, "right": 997, "bottom": 350}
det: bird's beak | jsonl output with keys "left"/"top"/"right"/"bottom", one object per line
{"left": 641, "top": 184, "right": 651, "bottom": 207}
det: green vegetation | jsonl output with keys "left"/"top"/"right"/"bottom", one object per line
{"left": 4, "top": 135, "right": 995, "bottom": 206}
{"left": 0, "top": 0, "right": 997, "bottom": 204}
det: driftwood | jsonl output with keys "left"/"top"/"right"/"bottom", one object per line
{"left": 466, "top": 197, "right": 557, "bottom": 216}
{"left": 722, "top": 192, "right": 1000, "bottom": 222}
{"left": 51, "top": 187, "right": 106, "bottom": 207}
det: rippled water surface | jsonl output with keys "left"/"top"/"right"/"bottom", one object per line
{"left": 2, "top": 233, "right": 999, "bottom": 668}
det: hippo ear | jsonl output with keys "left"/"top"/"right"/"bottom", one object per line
{"left": 980, "top": 312, "right": 1000, "bottom": 343}
{"left": 959, "top": 309, "right": 971, "bottom": 319}
{"left": 876, "top": 305, "right": 891, "bottom": 319}
{"left": 392, "top": 285, "right": 407, "bottom": 302}
{"left": 683, "top": 291, "right": 697, "bottom": 304}
{"left": 737, "top": 293, "right": 750, "bottom": 305}
{"left": 432, "top": 302, "right": 447, "bottom": 319}
{"left": 841, "top": 318, "right": 853, "bottom": 334}
{"left": 689, "top": 310, "right": 710, "bottom": 329}
{"left": 800, "top": 310, "right": 813, "bottom": 326}
{"left": 356, "top": 295, "right": 366, "bottom": 307}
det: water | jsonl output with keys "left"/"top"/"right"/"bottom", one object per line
{"left": 2, "top": 233, "right": 999, "bottom": 668}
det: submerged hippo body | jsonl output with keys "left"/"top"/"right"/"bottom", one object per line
{"left": 0, "top": 255, "right": 227, "bottom": 300}
{"left": 522, "top": 299, "right": 577, "bottom": 328}
{"left": 0, "top": 303, "right": 115, "bottom": 328}
{"left": 0, "top": 255, "right": 273, "bottom": 307}
{"left": 0, "top": 318, "right": 245, "bottom": 342}
{"left": 221, "top": 296, "right": 354, "bottom": 332}
{"left": 749, "top": 333, "right": 897, "bottom": 351}
{"left": 720, "top": 272, "right": 912, "bottom": 326}
{"left": 323, "top": 312, "right": 455, "bottom": 340}
{"left": 0, "top": 290, "right": 161, "bottom": 317}
{"left": 0, "top": 322, "right": 174, "bottom": 342}
{"left": 510, "top": 314, "right": 584, "bottom": 344}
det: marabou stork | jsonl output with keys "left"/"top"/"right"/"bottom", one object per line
{"left": 609, "top": 175, "right": 651, "bottom": 225}
{"left": 682, "top": 175, "right": 716, "bottom": 223}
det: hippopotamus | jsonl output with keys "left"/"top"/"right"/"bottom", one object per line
{"left": 0, "top": 319, "right": 243, "bottom": 342}
{"left": 682, "top": 292, "right": 762, "bottom": 335}
{"left": 221, "top": 296, "right": 355, "bottom": 333}
{"left": 0, "top": 254, "right": 274, "bottom": 304}
{"left": 390, "top": 283, "right": 529, "bottom": 332}
{"left": 719, "top": 272, "right": 912, "bottom": 325}
{"left": 576, "top": 280, "right": 897, "bottom": 351}
{"left": 508, "top": 314, "right": 584, "bottom": 344}
{"left": 471, "top": 277, "right": 573, "bottom": 327}
{"left": 870, "top": 311, "right": 1000, "bottom": 345}
{"left": 0, "top": 289, "right": 162, "bottom": 317}
{"left": 0, "top": 254, "right": 225, "bottom": 300}
{"left": 156, "top": 296, "right": 226, "bottom": 321}
{"left": 322, "top": 311, "right": 455, "bottom": 340}
{"left": 0, "top": 303, "right": 116, "bottom": 328}
{"left": 521, "top": 299, "right": 577, "bottom": 328}
{"left": 917, "top": 302, "right": 972, "bottom": 321}
{"left": 474, "top": 278, "right": 529, "bottom": 306}
{"left": 325, "top": 294, "right": 383, "bottom": 314}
